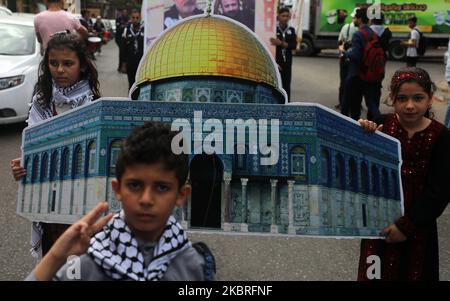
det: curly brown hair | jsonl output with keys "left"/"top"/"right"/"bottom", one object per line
{"left": 116, "top": 122, "right": 189, "bottom": 188}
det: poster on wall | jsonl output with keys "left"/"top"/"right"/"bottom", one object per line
{"left": 142, "top": 0, "right": 278, "bottom": 56}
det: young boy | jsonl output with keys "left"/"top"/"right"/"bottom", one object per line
{"left": 26, "top": 122, "right": 214, "bottom": 281}
{"left": 123, "top": 10, "right": 144, "bottom": 90}
{"left": 270, "top": 7, "right": 297, "bottom": 101}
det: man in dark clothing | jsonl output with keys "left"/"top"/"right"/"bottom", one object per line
{"left": 370, "top": 14, "right": 392, "bottom": 120}
{"left": 341, "top": 7, "right": 381, "bottom": 121}
{"left": 80, "top": 10, "right": 93, "bottom": 31}
{"left": 123, "top": 10, "right": 144, "bottom": 90}
{"left": 164, "top": 0, "right": 204, "bottom": 29}
{"left": 216, "top": 0, "right": 255, "bottom": 31}
{"left": 336, "top": 8, "right": 358, "bottom": 110}
{"left": 116, "top": 9, "right": 129, "bottom": 73}
{"left": 270, "top": 7, "right": 297, "bottom": 101}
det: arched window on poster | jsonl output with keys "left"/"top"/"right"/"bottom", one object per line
{"left": 361, "top": 162, "right": 369, "bottom": 194}
{"left": 335, "top": 154, "right": 345, "bottom": 189}
{"left": 320, "top": 148, "right": 331, "bottom": 186}
{"left": 349, "top": 157, "right": 358, "bottom": 192}
{"left": 61, "top": 147, "right": 70, "bottom": 179}
{"left": 290, "top": 146, "right": 306, "bottom": 178}
{"left": 31, "top": 155, "right": 39, "bottom": 184}
{"left": 87, "top": 140, "right": 97, "bottom": 175}
{"left": 371, "top": 164, "right": 380, "bottom": 196}
{"left": 109, "top": 140, "right": 124, "bottom": 176}
{"left": 381, "top": 168, "right": 389, "bottom": 198}
{"left": 73, "top": 145, "right": 83, "bottom": 178}
{"left": 40, "top": 152, "right": 48, "bottom": 181}
{"left": 50, "top": 151, "right": 59, "bottom": 181}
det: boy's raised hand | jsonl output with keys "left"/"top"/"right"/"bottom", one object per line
{"left": 358, "top": 119, "right": 383, "bottom": 133}
{"left": 50, "top": 202, "right": 112, "bottom": 258}
{"left": 34, "top": 202, "right": 113, "bottom": 281}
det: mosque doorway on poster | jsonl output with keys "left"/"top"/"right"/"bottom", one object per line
{"left": 190, "top": 154, "right": 223, "bottom": 229}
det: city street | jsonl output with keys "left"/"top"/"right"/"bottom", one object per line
{"left": 0, "top": 41, "right": 448, "bottom": 280}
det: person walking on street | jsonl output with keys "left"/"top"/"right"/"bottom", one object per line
{"left": 80, "top": 10, "right": 93, "bottom": 32}
{"left": 369, "top": 13, "right": 392, "bottom": 120}
{"left": 336, "top": 8, "right": 359, "bottom": 110}
{"left": 402, "top": 16, "right": 420, "bottom": 67}
{"left": 340, "top": 7, "right": 383, "bottom": 121}
{"left": 123, "top": 10, "right": 144, "bottom": 91}
{"left": 270, "top": 7, "right": 297, "bottom": 101}
{"left": 116, "top": 9, "right": 129, "bottom": 73}
{"left": 34, "top": 0, "right": 88, "bottom": 51}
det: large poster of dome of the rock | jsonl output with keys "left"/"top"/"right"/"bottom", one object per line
{"left": 17, "top": 99, "right": 404, "bottom": 239}
{"left": 142, "top": 0, "right": 277, "bottom": 56}
{"left": 17, "top": 10, "right": 404, "bottom": 239}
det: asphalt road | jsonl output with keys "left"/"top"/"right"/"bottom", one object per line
{"left": 0, "top": 41, "right": 448, "bottom": 281}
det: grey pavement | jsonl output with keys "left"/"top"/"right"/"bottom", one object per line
{"left": 0, "top": 41, "right": 449, "bottom": 280}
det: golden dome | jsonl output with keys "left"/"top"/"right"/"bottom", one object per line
{"left": 136, "top": 16, "right": 280, "bottom": 90}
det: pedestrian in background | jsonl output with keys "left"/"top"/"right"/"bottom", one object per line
{"left": 369, "top": 13, "right": 392, "bottom": 121}
{"left": 336, "top": 8, "right": 359, "bottom": 110}
{"left": 270, "top": 7, "right": 297, "bottom": 101}
{"left": 116, "top": 9, "right": 129, "bottom": 73}
{"left": 401, "top": 16, "right": 420, "bottom": 67}
{"left": 34, "top": 0, "right": 88, "bottom": 51}
{"left": 123, "top": 10, "right": 144, "bottom": 90}
{"left": 341, "top": 7, "right": 383, "bottom": 121}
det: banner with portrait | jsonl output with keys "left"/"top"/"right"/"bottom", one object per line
{"left": 142, "top": 0, "right": 278, "bottom": 57}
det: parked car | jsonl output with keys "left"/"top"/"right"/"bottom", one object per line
{"left": 0, "top": 16, "right": 41, "bottom": 124}
{"left": 0, "top": 6, "right": 12, "bottom": 16}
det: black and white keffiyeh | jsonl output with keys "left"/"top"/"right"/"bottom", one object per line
{"left": 29, "top": 80, "right": 94, "bottom": 260}
{"left": 27, "top": 80, "right": 94, "bottom": 126}
{"left": 87, "top": 211, "right": 191, "bottom": 281}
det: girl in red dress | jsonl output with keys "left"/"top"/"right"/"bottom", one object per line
{"left": 357, "top": 67, "right": 450, "bottom": 280}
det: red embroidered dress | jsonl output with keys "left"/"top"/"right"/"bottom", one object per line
{"left": 358, "top": 114, "right": 450, "bottom": 280}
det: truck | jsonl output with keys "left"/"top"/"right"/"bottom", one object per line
{"left": 291, "top": 0, "right": 450, "bottom": 60}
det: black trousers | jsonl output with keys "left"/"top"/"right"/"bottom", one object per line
{"left": 341, "top": 76, "right": 381, "bottom": 121}
{"left": 280, "top": 63, "right": 292, "bottom": 101}
{"left": 338, "top": 56, "right": 350, "bottom": 106}
{"left": 127, "top": 62, "right": 139, "bottom": 90}
{"left": 116, "top": 37, "right": 126, "bottom": 69}
{"left": 406, "top": 56, "right": 418, "bottom": 67}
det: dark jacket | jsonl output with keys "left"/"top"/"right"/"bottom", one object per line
{"left": 275, "top": 25, "right": 297, "bottom": 68}
{"left": 344, "top": 24, "right": 376, "bottom": 78}
{"left": 123, "top": 23, "right": 144, "bottom": 67}
{"left": 115, "top": 15, "right": 129, "bottom": 40}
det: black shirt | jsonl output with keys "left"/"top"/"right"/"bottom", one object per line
{"left": 275, "top": 24, "right": 297, "bottom": 67}
{"left": 123, "top": 23, "right": 144, "bottom": 66}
